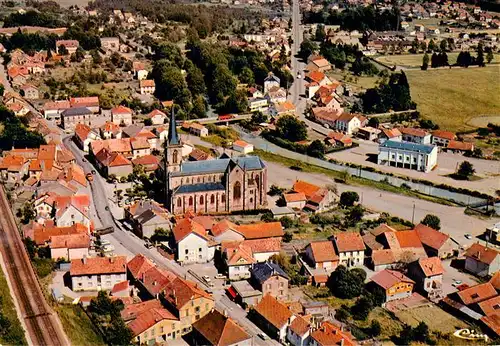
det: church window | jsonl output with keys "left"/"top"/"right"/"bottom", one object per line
{"left": 197, "top": 177, "right": 201, "bottom": 183}
{"left": 233, "top": 182, "right": 242, "bottom": 200}
{"left": 200, "top": 196, "right": 204, "bottom": 204}
{"left": 177, "top": 198, "right": 182, "bottom": 207}
{"left": 189, "top": 197, "right": 193, "bottom": 206}
{"left": 186, "top": 178, "right": 190, "bottom": 184}
{"left": 255, "top": 175, "right": 260, "bottom": 189}
{"left": 210, "top": 194, "right": 215, "bottom": 204}
{"left": 221, "top": 194, "right": 226, "bottom": 203}
{"left": 250, "top": 198, "right": 253, "bottom": 203}
{"left": 172, "top": 150, "right": 178, "bottom": 164}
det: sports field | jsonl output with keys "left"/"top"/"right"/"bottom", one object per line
{"left": 406, "top": 66, "right": 500, "bottom": 132}
{"left": 375, "top": 53, "right": 500, "bottom": 68}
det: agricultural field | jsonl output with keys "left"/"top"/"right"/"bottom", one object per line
{"left": 375, "top": 53, "right": 500, "bottom": 68}
{"left": 395, "top": 304, "right": 468, "bottom": 334}
{"left": 406, "top": 66, "right": 500, "bottom": 132}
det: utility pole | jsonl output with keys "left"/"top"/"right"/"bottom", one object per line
{"left": 411, "top": 202, "right": 415, "bottom": 224}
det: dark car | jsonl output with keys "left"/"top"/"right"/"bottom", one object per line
{"left": 91, "top": 170, "right": 96, "bottom": 175}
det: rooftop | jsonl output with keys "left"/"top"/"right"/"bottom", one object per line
{"left": 70, "top": 256, "right": 127, "bottom": 276}
{"left": 380, "top": 140, "right": 435, "bottom": 154}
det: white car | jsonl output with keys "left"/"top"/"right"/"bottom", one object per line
{"left": 202, "top": 275, "right": 211, "bottom": 283}
{"left": 464, "top": 234, "right": 472, "bottom": 239}
{"left": 296, "top": 73, "right": 301, "bottom": 79}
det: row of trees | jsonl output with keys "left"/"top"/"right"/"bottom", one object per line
{"left": 422, "top": 43, "right": 493, "bottom": 69}
{"left": 304, "top": 5, "right": 400, "bottom": 32}
{"left": 0, "top": 106, "right": 46, "bottom": 151}
{"left": 360, "top": 72, "right": 416, "bottom": 114}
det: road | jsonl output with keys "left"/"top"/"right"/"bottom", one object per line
{"left": 0, "top": 188, "right": 69, "bottom": 346}
{"left": 62, "top": 136, "right": 273, "bottom": 345}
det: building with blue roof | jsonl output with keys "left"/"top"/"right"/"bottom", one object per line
{"left": 378, "top": 140, "right": 438, "bottom": 173}
{"left": 251, "top": 262, "right": 289, "bottom": 301}
{"left": 164, "top": 109, "right": 268, "bottom": 215}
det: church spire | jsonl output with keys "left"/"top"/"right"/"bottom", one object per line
{"left": 167, "top": 107, "right": 179, "bottom": 145}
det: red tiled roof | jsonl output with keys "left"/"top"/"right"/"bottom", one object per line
{"left": 478, "top": 295, "right": 500, "bottom": 317}
{"left": 139, "top": 79, "right": 155, "bottom": 88}
{"left": 308, "top": 241, "right": 338, "bottom": 263}
{"left": 211, "top": 220, "right": 239, "bottom": 237}
{"left": 400, "top": 127, "right": 429, "bottom": 137}
{"left": 447, "top": 140, "right": 474, "bottom": 151}
{"left": 382, "top": 128, "right": 402, "bottom": 138}
{"left": 334, "top": 232, "right": 366, "bottom": 252}
{"left": 70, "top": 256, "right": 127, "bottom": 276}
{"left": 240, "top": 238, "right": 281, "bottom": 253}
{"left": 236, "top": 221, "right": 284, "bottom": 240}
{"left": 163, "top": 277, "right": 213, "bottom": 309}
{"left": 111, "top": 105, "right": 132, "bottom": 114}
{"left": 371, "top": 224, "right": 397, "bottom": 237}
{"left": 254, "top": 294, "right": 292, "bottom": 329}
{"left": 289, "top": 315, "right": 310, "bottom": 337}
{"left": 432, "top": 130, "right": 456, "bottom": 140}
{"left": 306, "top": 71, "right": 326, "bottom": 84}
{"left": 415, "top": 223, "right": 449, "bottom": 251}
{"left": 141, "top": 266, "right": 177, "bottom": 297}
{"left": 147, "top": 109, "right": 166, "bottom": 118}
{"left": 192, "top": 309, "right": 251, "bottom": 346}
{"left": 32, "top": 223, "right": 88, "bottom": 245}
{"left": 127, "top": 254, "right": 155, "bottom": 280}
{"left": 121, "top": 299, "right": 162, "bottom": 321}
{"left": 417, "top": 257, "right": 444, "bottom": 277}
{"left": 128, "top": 308, "right": 177, "bottom": 337}
{"left": 480, "top": 314, "right": 500, "bottom": 337}
{"left": 191, "top": 216, "right": 216, "bottom": 231}
{"left": 458, "top": 283, "right": 497, "bottom": 305}
{"left": 173, "top": 218, "right": 208, "bottom": 243}
{"left": 50, "top": 233, "right": 90, "bottom": 249}
{"left": 394, "top": 230, "right": 423, "bottom": 249}
{"left": 372, "top": 249, "right": 397, "bottom": 266}
{"left": 70, "top": 96, "right": 99, "bottom": 108}
{"left": 75, "top": 123, "right": 91, "bottom": 142}
{"left": 371, "top": 269, "right": 414, "bottom": 290}
{"left": 490, "top": 272, "right": 500, "bottom": 291}
{"left": 226, "top": 244, "right": 255, "bottom": 266}
{"left": 284, "top": 192, "right": 307, "bottom": 203}
{"left": 465, "top": 243, "right": 500, "bottom": 265}
{"left": 111, "top": 280, "right": 129, "bottom": 294}
{"left": 293, "top": 180, "right": 321, "bottom": 199}
{"left": 310, "top": 321, "right": 356, "bottom": 346}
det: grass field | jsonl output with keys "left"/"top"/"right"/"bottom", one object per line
{"left": 375, "top": 53, "right": 500, "bottom": 67}
{"left": 395, "top": 305, "right": 468, "bottom": 334}
{"left": 57, "top": 305, "right": 105, "bottom": 346}
{"left": 0, "top": 266, "right": 27, "bottom": 345}
{"left": 406, "top": 66, "right": 500, "bottom": 132}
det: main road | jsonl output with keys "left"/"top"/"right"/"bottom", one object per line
{"left": 62, "top": 136, "right": 276, "bottom": 346}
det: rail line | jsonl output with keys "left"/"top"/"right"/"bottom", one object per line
{"left": 0, "top": 187, "right": 66, "bottom": 346}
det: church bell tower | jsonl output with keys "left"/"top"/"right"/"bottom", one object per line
{"left": 164, "top": 107, "right": 183, "bottom": 208}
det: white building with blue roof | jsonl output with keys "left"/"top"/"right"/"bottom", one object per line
{"left": 164, "top": 109, "right": 268, "bottom": 215}
{"left": 377, "top": 140, "right": 438, "bottom": 173}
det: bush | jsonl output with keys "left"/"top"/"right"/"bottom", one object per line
{"left": 421, "top": 214, "right": 441, "bottom": 230}
{"left": 280, "top": 217, "right": 295, "bottom": 229}
{"left": 283, "top": 231, "right": 293, "bottom": 243}
{"left": 339, "top": 191, "right": 359, "bottom": 208}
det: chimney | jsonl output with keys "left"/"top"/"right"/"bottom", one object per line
{"left": 110, "top": 257, "right": 115, "bottom": 264}
{"left": 223, "top": 309, "right": 228, "bottom": 317}
{"left": 82, "top": 255, "right": 87, "bottom": 264}
{"left": 153, "top": 280, "right": 157, "bottom": 286}
{"left": 340, "top": 339, "right": 344, "bottom": 346}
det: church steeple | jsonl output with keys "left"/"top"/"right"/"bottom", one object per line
{"left": 167, "top": 107, "right": 179, "bottom": 145}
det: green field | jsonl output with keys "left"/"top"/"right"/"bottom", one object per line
{"left": 57, "top": 305, "right": 105, "bottom": 346}
{"left": 375, "top": 53, "right": 500, "bottom": 68}
{"left": 406, "top": 66, "right": 500, "bottom": 132}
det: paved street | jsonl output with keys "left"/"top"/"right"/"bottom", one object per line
{"left": 329, "top": 139, "right": 500, "bottom": 195}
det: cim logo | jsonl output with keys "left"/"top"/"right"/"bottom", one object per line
{"left": 453, "top": 328, "right": 489, "bottom": 342}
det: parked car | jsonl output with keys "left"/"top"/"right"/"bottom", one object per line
{"left": 202, "top": 275, "right": 211, "bottom": 284}
{"left": 465, "top": 234, "right": 472, "bottom": 239}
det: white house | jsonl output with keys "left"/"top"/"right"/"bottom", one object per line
{"left": 111, "top": 106, "right": 133, "bottom": 126}
{"left": 173, "top": 218, "right": 215, "bottom": 265}
{"left": 75, "top": 123, "right": 101, "bottom": 152}
{"left": 465, "top": 243, "right": 500, "bottom": 277}
{"left": 249, "top": 97, "right": 269, "bottom": 113}
{"left": 431, "top": 130, "right": 456, "bottom": 147}
{"left": 133, "top": 61, "right": 148, "bottom": 80}
{"left": 140, "top": 80, "right": 155, "bottom": 95}
{"left": 333, "top": 233, "right": 365, "bottom": 268}
{"left": 264, "top": 73, "right": 280, "bottom": 93}
{"left": 50, "top": 233, "right": 90, "bottom": 260}
{"left": 147, "top": 109, "right": 166, "bottom": 125}
{"left": 400, "top": 127, "right": 432, "bottom": 144}
{"left": 287, "top": 315, "right": 310, "bottom": 346}
{"left": 377, "top": 140, "right": 438, "bottom": 173}
{"left": 305, "top": 241, "right": 338, "bottom": 270}
{"left": 232, "top": 140, "right": 254, "bottom": 154}
{"left": 335, "top": 113, "right": 367, "bottom": 135}
{"left": 70, "top": 256, "right": 127, "bottom": 291}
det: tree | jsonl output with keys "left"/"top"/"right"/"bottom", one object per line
{"left": 275, "top": 115, "right": 307, "bottom": 142}
{"left": 283, "top": 231, "right": 293, "bottom": 242}
{"left": 370, "top": 320, "right": 382, "bottom": 337}
{"left": 413, "top": 322, "right": 430, "bottom": 343}
{"left": 307, "top": 140, "right": 325, "bottom": 159}
{"left": 153, "top": 42, "right": 183, "bottom": 67}
{"left": 57, "top": 44, "right": 68, "bottom": 55}
{"left": 457, "top": 160, "right": 475, "bottom": 180}
{"left": 339, "top": 191, "right": 359, "bottom": 208}
{"left": 421, "top": 214, "right": 441, "bottom": 230}
{"left": 298, "top": 39, "right": 317, "bottom": 61}
{"left": 346, "top": 205, "right": 364, "bottom": 226}
{"left": 367, "top": 117, "right": 379, "bottom": 128}
{"left": 477, "top": 42, "right": 485, "bottom": 67}
{"left": 191, "top": 95, "right": 207, "bottom": 118}
{"left": 251, "top": 111, "right": 267, "bottom": 124}
{"left": 327, "top": 266, "right": 365, "bottom": 299}
{"left": 186, "top": 65, "right": 207, "bottom": 96}
{"left": 351, "top": 296, "right": 373, "bottom": 320}
{"left": 315, "top": 24, "right": 326, "bottom": 42}
{"left": 335, "top": 305, "right": 351, "bottom": 322}
{"left": 421, "top": 52, "right": 429, "bottom": 70}
{"left": 223, "top": 89, "right": 248, "bottom": 114}
{"left": 238, "top": 67, "right": 255, "bottom": 84}
{"left": 281, "top": 217, "right": 295, "bottom": 229}
{"left": 486, "top": 50, "right": 494, "bottom": 64}
{"left": 428, "top": 39, "right": 436, "bottom": 52}
{"left": 439, "top": 39, "right": 448, "bottom": 52}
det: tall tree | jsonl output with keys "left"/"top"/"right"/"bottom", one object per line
{"left": 421, "top": 214, "right": 441, "bottom": 230}
{"left": 275, "top": 115, "right": 307, "bottom": 142}
{"left": 476, "top": 42, "right": 485, "bottom": 67}
{"left": 421, "top": 52, "right": 429, "bottom": 70}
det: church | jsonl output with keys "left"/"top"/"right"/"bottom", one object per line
{"left": 164, "top": 110, "right": 268, "bottom": 215}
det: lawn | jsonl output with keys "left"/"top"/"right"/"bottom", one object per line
{"left": 406, "top": 66, "right": 500, "bottom": 132}
{"left": 57, "top": 305, "right": 105, "bottom": 346}
{"left": 0, "top": 266, "right": 27, "bottom": 345}
{"left": 375, "top": 53, "right": 500, "bottom": 68}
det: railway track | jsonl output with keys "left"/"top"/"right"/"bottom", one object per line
{"left": 0, "top": 187, "right": 66, "bottom": 346}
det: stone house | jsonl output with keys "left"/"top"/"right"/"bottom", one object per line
{"left": 147, "top": 109, "right": 166, "bottom": 125}
{"left": 335, "top": 113, "right": 367, "bottom": 135}
{"left": 252, "top": 295, "right": 293, "bottom": 342}
{"left": 124, "top": 200, "right": 171, "bottom": 239}
{"left": 94, "top": 148, "right": 133, "bottom": 178}
{"left": 415, "top": 223, "right": 455, "bottom": 258}
{"left": 111, "top": 105, "right": 133, "bottom": 126}
{"left": 74, "top": 123, "right": 101, "bottom": 153}
{"left": 431, "top": 130, "right": 456, "bottom": 147}
{"left": 399, "top": 127, "right": 432, "bottom": 144}
{"left": 127, "top": 303, "right": 181, "bottom": 344}
{"left": 140, "top": 80, "right": 155, "bottom": 95}
{"left": 287, "top": 315, "right": 311, "bottom": 346}
{"left": 173, "top": 218, "right": 215, "bottom": 265}
{"left": 251, "top": 262, "right": 289, "bottom": 301}
{"left": 191, "top": 309, "right": 252, "bottom": 346}
{"left": 333, "top": 232, "right": 365, "bottom": 268}
{"left": 465, "top": 243, "right": 500, "bottom": 277}
{"left": 49, "top": 233, "right": 90, "bottom": 260}
{"left": 408, "top": 257, "right": 444, "bottom": 301}
{"left": 61, "top": 107, "right": 97, "bottom": 130}
{"left": 21, "top": 84, "right": 39, "bottom": 99}
{"left": 305, "top": 241, "right": 339, "bottom": 271}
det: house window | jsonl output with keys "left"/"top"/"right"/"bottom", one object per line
{"left": 250, "top": 198, "right": 253, "bottom": 203}
{"left": 267, "top": 284, "right": 271, "bottom": 289}
{"left": 199, "top": 248, "right": 202, "bottom": 252}
{"left": 172, "top": 150, "right": 178, "bottom": 164}
{"left": 233, "top": 181, "right": 242, "bottom": 200}
{"left": 195, "top": 306, "right": 200, "bottom": 313}
{"left": 185, "top": 249, "right": 189, "bottom": 254}
{"left": 210, "top": 194, "right": 215, "bottom": 204}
